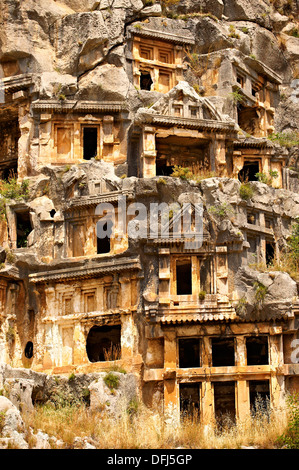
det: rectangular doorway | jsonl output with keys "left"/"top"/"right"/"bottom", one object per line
{"left": 214, "top": 381, "right": 236, "bottom": 428}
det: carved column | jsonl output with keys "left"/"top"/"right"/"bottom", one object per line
{"left": 141, "top": 126, "right": 156, "bottom": 178}
{"left": 163, "top": 329, "right": 179, "bottom": 420}
{"left": 201, "top": 336, "right": 214, "bottom": 425}
{"left": 269, "top": 331, "right": 285, "bottom": 410}
{"left": 235, "top": 336, "right": 250, "bottom": 422}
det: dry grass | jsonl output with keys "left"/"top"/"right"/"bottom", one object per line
{"left": 249, "top": 254, "right": 299, "bottom": 282}
{"left": 22, "top": 401, "right": 289, "bottom": 449}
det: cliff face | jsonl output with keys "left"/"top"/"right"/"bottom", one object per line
{"left": 0, "top": 0, "right": 298, "bottom": 440}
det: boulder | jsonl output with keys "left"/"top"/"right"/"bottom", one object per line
{"left": 78, "top": 63, "right": 131, "bottom": 101}
{"left": 0, "top": 401, "right": 28, "bottom": 449}
{"left": 33, "top": 430, "right": 51, "bottom": 449}
{"left": 0, "top": 396, "right": 18, "bottom": 414}
{"left": 165, "top": 0, "right": 224, "bottom": 19}
{"left": 0, "top": 0, "right": 74, "bottom": 73}
{"left": 30, "top": 196, "right": 55, "bottom": 222}
{"left": 4, "top": 378, "right": 34, "bottom": 413}
{"left": 89, "top": 372, "right": 137, "bottom": 417}
{"left": 223, "top": 0, "right": 270, "bottom": 26}
{"left": 249, "top": 25, "right": 292, "bottom": 80}
{"left": 234, "top": 267, "right": 298, "bottom": 320}
{"left": 39, "top": 72, "right": 78, "bottom": 99}
{"left": 54, "top": 11, "right": 111, "bottom": 75}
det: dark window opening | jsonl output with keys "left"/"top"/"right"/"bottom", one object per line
{"left": 265, "top": 217, "right": 273, "bottom": 229}
{"left": 212, "top": 337, "right": 235, "bottom": 367}
{"left": 237, "top": 75, "right": 244, "bottom": 87}
{"left": 16, "top": 211, "right": 32, "bottom": 248}
{"left": 179, "top": 338, "right": 200, "bottom": 368}
{"left": 266, "top": 241, "right": 275, "bottom": 267}
{"left": 249, "top": 380, "right": 270, "bottom": 416}
{"left": 86, "top": 324, "right": 121, "bottom": 362}
{"left": 155, "top": 136, "right": 209, "bottom": 178}
{"left": 200, "top": 257, "right": 212, "bottom": 294}
{"left": 247, "top": 212, "right": 256, "bottom": 225}
{"left": 238, "top": 161, "right": 260, "bottom": 182}
{"left": 176, "top": 260, "right": 192, "bottom": 295}
{"left": 246, "top": 336, "right": 269, "bottom": 365}
{"left": 83, "top": 127, "right": 98, "bottom": 160}
{"left": 156, "top": 160, "right": 174, "bottom": 176}
{"left": 50, "top": 209, "right": 56, "bottom": 218}
{"left": 179, "top": 383, "right": 200, "bottom": 420}
{"left": 214, "top": 381, "right": 236, "bottom": 429}
{"left": 24, "top": 341, "right": 33, "bottom": 359}
{"left": 140, "top": 71, "right": 153, "bottom": 91}
{"left": 97, "top": 220, "right": 112, "bottom": 254}
{"left": 1, "top": 163, "right": 18, "bottom": 181}
{"left": 237, "top": 105, "right": 260, "bottom": 136}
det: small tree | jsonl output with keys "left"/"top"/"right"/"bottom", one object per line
{"left": 288, "top": 218, "right": 299, "bottom": 268}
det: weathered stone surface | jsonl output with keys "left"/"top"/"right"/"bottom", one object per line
{"left": 223, "top": 0, "right": 276, "bottom": 28}
{"left": 33, "top": 430, "right": 51, "bottom": 449}
{"left": 0, "top": 396, "right": 17, "bottom": 413}
{"left": 249, "top": 25, "right": 292, "bottom": 80}
{"left": 235, "top": 267, "right": 298, "bottom": 319}
{"left": 78, "top": 63, "right": 131, "bottom": 100}
{"left": 89, "top": 372, "right": 137, "bottom": 417}
{"left": 38, "top": 72, "right": 78, "bottom": 99}
{"left": 166, "top": 0, "right": 224, "bottom": 19}
{"left": 0, "top": 0, "right": 74, "bottom": 72}
{"left": 5, "top": 378, "right": 34, "bottom": 412}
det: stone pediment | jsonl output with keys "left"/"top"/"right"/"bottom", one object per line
{"left": 135, "top": 81, "right": 236, "bottom": 132}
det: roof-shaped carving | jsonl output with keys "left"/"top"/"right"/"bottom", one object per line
{"left": 135, "top": 81, "right": 236, "bottom": 132}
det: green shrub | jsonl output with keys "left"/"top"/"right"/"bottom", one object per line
{"left": 268, "top": 131, "right": 299, "bottom": 148}
{"left": 277, "top": 393, "right": 299, "bottom": 448}
{"left": 255, "top": 170, "right": 278, "bottom": 186}
{"left": 5, "top": 250, "right": 16, "bottom": 264}
{"left": 235, "top": 296, "right": 248, "bottom": 316}
{"left": 239, "top": 182, "right": 255, "bottom": 200}
{"left": 228, "top": 24, "right": 240, "bottom": 39}
{"left": 126, "top": 398, "right": 139, "bottom": 416}
{"left": 288, "top": 27, "right": 299, "bottom": 38}
{"left": 229, "top": 89, "right": 245, "bottom": 104}
{"left": 287, "top": 218, "right": 299, "bottom": 266}
{"left": 198, "top": 290, "right": 206, "bottom": 301}
{"left": 170, "top": 165, "right": 194, "bottom": 181}
{"left": 253, "top": 281, "right": 268, "bottom": 304}
{"left": 0, "top": 177, "right": 29, "bottom": 201}
{"left": 104, "top": 372, "right": 120, "bottom": 391}
{"left": 208, "top": 203, "right": 234, "bottom": 220}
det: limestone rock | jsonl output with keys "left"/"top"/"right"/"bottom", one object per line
{"left": 73, "top": 436, "right": 96, "bottom": 449}
{"left": 33, "top": 430, "right": 51, "bottom": 449}
{"left": 89, "top": 372, "right": 137, "bottom": 417}
{"left": 0, "top": 402, "right": 28, "bottom": 449}
{"left": 5, "top": 378, "right": 34, "bottom": 412}
{"left": 78, "top": 63, "right": 131, "bottom": 101}
{"left": 0, "top": 0, "right": 74, "bottom": 73}
{"left": 249, "top": 25, "right": 292, "bottom": 80}
{"left": 140, "top": 3, "right": 162, "bottom": 18}
{"left": 54, "top": 11, "right": 111, "bottom": 75}
{"left": 223, "top": 0, "right": 271, "bottom": 26}
{"left": 235, "top": 267, "right": 298, "bottom": 319}
{"left": 0, "top": 396, "right": 18, "bottom": 414}
{"left": 30, "top": 196, "right": 55, "bottom": 222}
{"left": 166, "top": 0, "right": 224, "bottom": 19}
{"left": 39, "top": 72, "right": 78, "bottom": 99}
